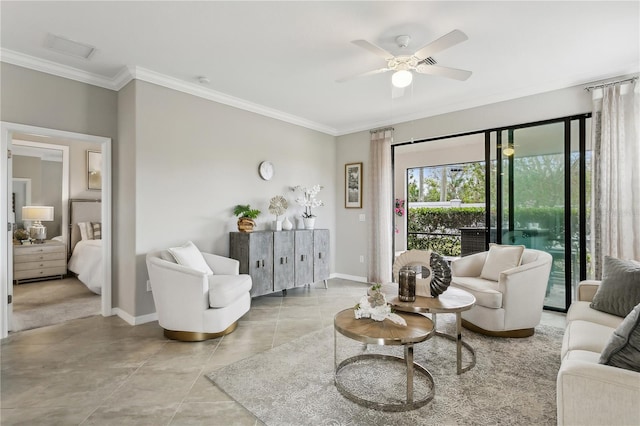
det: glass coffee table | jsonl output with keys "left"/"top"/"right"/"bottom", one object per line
{"left": 384, "top": 285, "right": 477, "bottom": 375}
{"left": 333, "top": 308, "right": 435, "bottom": 411}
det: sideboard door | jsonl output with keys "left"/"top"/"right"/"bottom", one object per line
{"left": 294, "top": 230, "right": 314, "bottom": 286}
{"left": 273, "top": 231, "right": 295, "bottom": 291}
{"left": 313, "top": 229, "right": 330, "bottom": 283}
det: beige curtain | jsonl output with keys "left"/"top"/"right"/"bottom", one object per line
{"left": 367, "top": 128, "right": 394, "bottom": 283}
{"left": 592, "top": 80, "right": 640, "bottom": 278}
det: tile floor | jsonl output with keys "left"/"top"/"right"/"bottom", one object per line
{"left": 0, "top": 279, "right": 566, "bottom": 425}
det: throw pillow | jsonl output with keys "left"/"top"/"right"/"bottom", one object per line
{"left": 480, "top": 243, "right": 525, "bottom": 281}
{"left": 91, "top": 222, "right": 102, "bottom": 240}
{"left": 599, "top": 302, "right": 640, "bottom": 373}
{"left": 77, "top": 222, "right": 94, "bottom": 240}
{"left": 590, "top": 256, "right": 640, "bottom": 317}
{"left": 168, "top": 241, "right": 213, "bottom": 275}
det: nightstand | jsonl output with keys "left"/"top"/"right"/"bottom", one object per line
{"left": 13, "top": 240, "right": 67, "bottom": 284}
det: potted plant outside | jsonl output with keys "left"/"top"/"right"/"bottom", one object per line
{"left": 233, "top": 204, "right": 261, "bottom": 233}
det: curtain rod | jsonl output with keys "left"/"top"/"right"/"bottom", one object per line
{"left": 370, "top": 126, "right": 394, "bottom": 134}
{"left": 584, "top": 76, "right": 638, "bottom": 91}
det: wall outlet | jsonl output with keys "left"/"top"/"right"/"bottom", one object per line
{"left": 359, "top": 255, "right": 364, "bottom": 263}
{"left": 359, "top": 214, "right": 365, "bottom": 222}
{"left": 146, "top": 280, "right": 152, "bottom": 292}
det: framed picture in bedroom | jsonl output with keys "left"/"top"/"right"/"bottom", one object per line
{"left": 87, "top": 150, "right": 102, "bottom": 191}
{"left": 345, "top": 162, "right": 363, "bottom": 208}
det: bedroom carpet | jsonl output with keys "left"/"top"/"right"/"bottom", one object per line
{"left": 11, "top": 277, "right": 100, "bottom": 332}
{"left": 208, "top": 315, "right": 563, "bottom": 426}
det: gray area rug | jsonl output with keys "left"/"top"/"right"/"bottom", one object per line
{"left": 12, "top": 277, "right": 100, "bottom": 332}
{"left": 208, "top": 316, "right": 563, "bottom": 425}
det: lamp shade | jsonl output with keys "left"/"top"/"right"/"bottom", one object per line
{"left": 22, "top": 206, "right": 54, "bottom": 222}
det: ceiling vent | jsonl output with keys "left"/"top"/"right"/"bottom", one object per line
{"left": 44, "top": 33, "right": 96, "bottom": 60}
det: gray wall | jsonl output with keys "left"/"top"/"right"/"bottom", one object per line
{"left": 335, "top": 84, "right": 593, "bottom": 278}
{"left": 131, "top": 80, "right": 336, "bottom": 316}
{"left": 2, "top": 60, "right": 604, "bottom": 319}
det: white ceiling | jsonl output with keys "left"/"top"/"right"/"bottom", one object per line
{"left": 1, "top": 1, "right": 638, "bottom": 136}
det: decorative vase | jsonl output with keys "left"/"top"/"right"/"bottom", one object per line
{"left": 303, "top": 217, "right": 316, "bottom": 230}
{"left": 398, "top": 267, "right": 417, "bottom": 302}
{"left": 282, "top": 217, "right": 293, "bottom": 231}
{"left": 237, "top": 217, "right": 256, "bottom": 233}
{"left": 272, "top": 220, "right": 282, "bottom": 231}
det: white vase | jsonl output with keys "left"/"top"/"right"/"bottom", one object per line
{"left": 272, "top": 220, "right": 282, "bottom": 231}
{"left": 303, "top": 217, "right": 316, "bottom": 230}
{"left": 282, "top": 217, "right": 293, "bottom": 231}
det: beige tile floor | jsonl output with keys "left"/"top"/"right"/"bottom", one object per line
{"left": 1, "top": 279, "right": 566, "bottom": 425}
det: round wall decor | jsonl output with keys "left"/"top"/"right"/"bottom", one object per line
{"left": 259, "top": 161, "right": 274, "bottom": 180}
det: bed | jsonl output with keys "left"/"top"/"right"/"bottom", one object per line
{"left": 67, "top": 199, "right": 103, "bottom": 295}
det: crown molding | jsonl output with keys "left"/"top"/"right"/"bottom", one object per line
{"left": 1, "top": 49, "right": 338, "bottom": 136}
{"left": 0, "top": 48, "right": 118, "bottom": 90}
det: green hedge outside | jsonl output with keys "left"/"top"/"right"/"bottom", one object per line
{"left": 406, "top": 206, "right": 578, "bottom": 256}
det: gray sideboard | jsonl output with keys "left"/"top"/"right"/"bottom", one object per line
{"left": 229, "top": 229, "right": 330, "bottom": 297}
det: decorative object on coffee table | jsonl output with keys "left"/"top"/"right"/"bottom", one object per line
{"left": 399, "top": 266, "right": 416, "bottom": 302}
{"left": 356, "top": 284, "right": 406, "bottom": 325}
{"left": 392, "top": 250, "right": 452, "bottom": 298}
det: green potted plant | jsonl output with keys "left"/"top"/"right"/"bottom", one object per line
{"left": 233, "top": 204, "right": 261, "bottom": 233}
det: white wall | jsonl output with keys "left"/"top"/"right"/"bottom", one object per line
{"left": 335, "top": 83, "right": 593, "bottom": 279}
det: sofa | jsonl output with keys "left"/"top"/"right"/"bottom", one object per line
{"left": 557, "top": 280, "right": 640, "bottom": 425}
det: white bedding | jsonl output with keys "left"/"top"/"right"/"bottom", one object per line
{"left": 68, "top": 239, "right": 103, "bottom": 295}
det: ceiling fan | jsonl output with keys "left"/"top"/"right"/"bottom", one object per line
{"left": 337, "top": 29, "right": 472, "bottom": 88}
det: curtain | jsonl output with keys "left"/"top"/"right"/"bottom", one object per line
{"left": 367, "top": 128, "right": 394, "bottom": 283}
{"left": 591, "top": 80, "right": 640, "bottom": 278}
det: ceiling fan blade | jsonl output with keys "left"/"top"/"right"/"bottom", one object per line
{"left": 336, "top": 67, "right": 391, "bottom": 83}
{"left": 415, "top": 64, "right": 472, "bottom": 81}
{"left": 413, "top": 29, "right": 468, "bottom": 60}
{"left": 351, "top": 39, "right": 395, "bottom": 60}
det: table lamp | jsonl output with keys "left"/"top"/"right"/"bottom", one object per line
{"left": 22, "top": 206, "right": 54, "bottom": 243}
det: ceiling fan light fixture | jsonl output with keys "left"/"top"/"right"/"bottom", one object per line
{"left": 392, "top": 70, "right": 413, "bottom": 88}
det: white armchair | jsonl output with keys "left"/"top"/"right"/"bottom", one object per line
{"left": 450, "top": 247, "right": 552, "bottom": 337}
{"left": 146, "top": 249, "right": 252, "bottom": 341}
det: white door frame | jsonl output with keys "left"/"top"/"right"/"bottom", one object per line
{"left": 1, "top": 122, "right": 112, "bottom": 338}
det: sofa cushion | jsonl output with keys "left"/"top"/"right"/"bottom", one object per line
{"left": 590, "top": 256, "right": 640, "bottom": 317}
{"left": 209, "top": 274, "right": 252, "bottom": 308}
{"left": 168, "top": 241, "right": 213, "bottom": 275}
{"left": 480, "top": 244, "right": 525, "bottom": 282}
{"left": 566, "top": 301, "right": 624, "bottom": 329}
{"left": 451, "top": 276, "right": 502, "bottom": 309}
{"left": 599, "top": 303, "right": 640, "bottom": 373}
{"left": 562, "top": 319, "right": 616, "bottom": 359}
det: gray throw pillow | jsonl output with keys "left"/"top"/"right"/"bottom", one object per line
{"left": 599, "top": 303, "right": 640, "bottom": 373}
{"left": 590, "top": 256, "right": 640, "bottom": 317}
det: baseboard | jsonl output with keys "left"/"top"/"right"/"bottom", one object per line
{"left": 112, "top": 308, "right": 158, "bottom": 326}
{"left": 330, "top": 273, "right": 368, "bottom": 283}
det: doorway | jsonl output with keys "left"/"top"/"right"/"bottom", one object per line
{"left": 1, "top": 122, "right": 112, "bottom": 338}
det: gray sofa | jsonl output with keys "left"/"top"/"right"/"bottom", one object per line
{"left": 556, "top": 280, "right": 640, "bottom": 425}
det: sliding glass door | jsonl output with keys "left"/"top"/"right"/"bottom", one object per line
{"left": 489, "top": 115, "right": 590, "bottom": 311}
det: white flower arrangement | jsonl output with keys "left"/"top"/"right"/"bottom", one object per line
{"left": 353, "top": 284, "right": 407, "bottom": 326}
{"left": 292, "top": 185, "right": 324, "bottom": 218}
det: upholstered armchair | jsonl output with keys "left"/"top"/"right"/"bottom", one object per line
{"left": 146, "top": 242, "right": 252, "bottom": 342}
{"left": 450, "top": 246, "right": 552, "bottom": 337}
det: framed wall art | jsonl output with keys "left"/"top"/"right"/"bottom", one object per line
{"left": 87, "top": 150, "right": 102, "bottom": 191}
{"left": 345, "top": 162, "right": 363, "bottom": 208}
